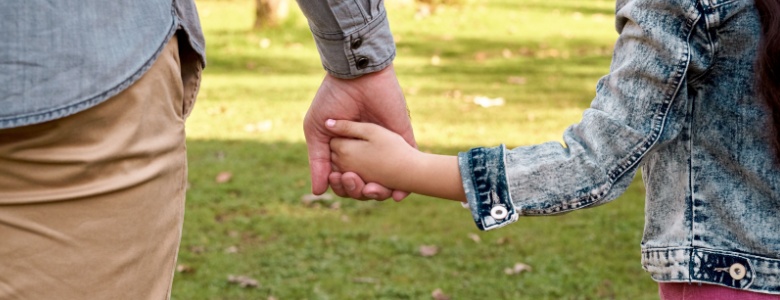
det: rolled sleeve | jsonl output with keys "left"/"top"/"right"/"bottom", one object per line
{"left": 458, "top": 145, "right": 519, "bottom": 231}
{"left": 296, "top": 0, "right": 396, "bottom": 78}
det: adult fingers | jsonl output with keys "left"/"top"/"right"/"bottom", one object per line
{"left": 362, "top": 182, "right": 393, "bottom": 201}
{"left": 340, "top": 172, "right": 370, "bottom": 200}
{"left": 305, "top": 135, "right": 332, "bottom": 195}
{"left": 329, "top": 172, "right": 372, "bottom": 200}
{"left": 328, "top": 172, "right": 349, "bottom": 198}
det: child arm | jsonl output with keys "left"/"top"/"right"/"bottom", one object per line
{"left": 327, "top": 119, "right": 466, "bottom": 202}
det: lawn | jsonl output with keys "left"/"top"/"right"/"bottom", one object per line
{"left": 173, "top": 0, "right": 660, "bottom": 299}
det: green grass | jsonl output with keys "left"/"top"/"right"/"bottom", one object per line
{"left": 173, "top": 0, "right": 659, "bottom": 299}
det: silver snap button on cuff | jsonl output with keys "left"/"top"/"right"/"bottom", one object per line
{"left": 490, "top": 205, "right": 508, "bottom": 220}
{"left": 729, "top": 263, "right": 747, "bottom": 280}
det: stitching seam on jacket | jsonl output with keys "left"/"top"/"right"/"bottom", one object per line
{"left": 526, "top": 11, "right": 702, "bottom": 215}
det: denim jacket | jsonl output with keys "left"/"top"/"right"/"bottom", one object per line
{"left": 459, "top": 0, "right": 780, "bottom": 295}
{"left": 0, "top": 0, "right": 205, "bottom": 129}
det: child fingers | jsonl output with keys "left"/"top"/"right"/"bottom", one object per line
{"left": 329, "top": 137, "right": 350, "bottom": 153}
{"left": 325, "top": 119, "right": 377, "bottom": 140}
{"left": 391, "top": 190, "right": 409, "bottom": 202}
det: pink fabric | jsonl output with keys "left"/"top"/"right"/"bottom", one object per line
{"left": 659, "top": 283, "right": 780, "bottom": 300}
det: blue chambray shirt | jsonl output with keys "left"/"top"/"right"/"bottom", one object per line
{"left": 0, "top": 0, "right": 206, "bottom": 129}
{"left": 459, "top": 0, "right": 780, "bottom": 294}
{"left": 0, "top": 0, "right": 393, "bottom": 129}
{"left": 295, "top": 0, "right": 396, "bottom": 79}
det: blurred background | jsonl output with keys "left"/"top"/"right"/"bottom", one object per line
{"left": 174, "top": 0, "right": 657, "bottom": 298}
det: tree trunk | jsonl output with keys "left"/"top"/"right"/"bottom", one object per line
{"left": 254, "top": 0, "right": 289, "bottom": 29}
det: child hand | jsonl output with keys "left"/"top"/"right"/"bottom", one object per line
{"left": 327, "top": 119, "right": 420, "bottom": 190}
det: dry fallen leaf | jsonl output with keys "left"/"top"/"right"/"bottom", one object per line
{"left": 267, "top": 297, "right": 278, "bottom": 300}
{"left": 468, "top": 233, "right": 481, "bottom": 243}
{"left": 214, "top": 151, "right": 226, "bottom": 160}
{"left": 474, "top": 51, "right": 488, "bottom": 62}
{"left": 431, "top": 55, "right": 441, "bottom": 66}
{"left": 432, "top": 288, "right": 451, "bottom": 300}
{"left": 445, "top": 89, "right": 462, "bottom": 99}
{"left": 259, "top": 38, "right": 271, "bottom": 48}
{"left": 473, "top": 96, "right": 505, "bottom": 108}
{"left": 330, "top": 201, "right": 341, "bottom": 210}
{"left": 286, "top": 42, "right": 303, "bottom": 49}
{"left": 502, "top": 48, "right": 513, "bottom": 59}
{"left": 419, "top": 245, "right": 439, "bottom": 257}
{"left": 225, "top": 246, "right": 238, "bottom": 254}
{"left": 415, "top": 4, "right": 432, "bottom": 19}
{"left": 189, "top": 245, "right": 206, "bottom": 254}
{"left": 507, "top": 76, "right": 527, "bottom": 85}
{"left": 176, "top": 264, "right": 194, "bottom": 273}
{"left": 227, "top": 275, "right": 259, "bottom": 288}
{"left": 215, "top": 171, "right": 232, "bottom": 183}
{"left": 244, "top": 120, "right": 273, "bottom": 133}
{"left": 504, "top": 262, "right": 532, "bottom": 275}
{"left": 206, "top": 106, "right": 228, "bottom": 116}
{"left": 352, "top": 277, "right": 378, "bottom": 284}
{"left": 496, "top": 236, "right": 510, "bottom": 245}
{"left": 301, "top": 193, "right": 333, "bottom": 205}
{"left": 517, "top": 47, "right": 534, "bottom": 57}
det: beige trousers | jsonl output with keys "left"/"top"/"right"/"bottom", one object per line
{"left": 0, "top": 35, "right": 199, "bottom": 300}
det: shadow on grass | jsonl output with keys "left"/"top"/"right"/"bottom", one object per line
{"left": 201, "top": 28, "right": 323, "bottom": 75}
{"left": 176, "top": 138, "right": 655, "bottom": 299}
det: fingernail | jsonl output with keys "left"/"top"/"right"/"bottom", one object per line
{"left": 345, "top": 182, "right": 356, "bottom": 191}
{"left": 326, "top": 119, "right": 336, "bottom": 127}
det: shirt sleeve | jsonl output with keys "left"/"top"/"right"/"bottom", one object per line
{"left": 458, "top": 1, "right": 699, "bottom": 230}
{"left": 295, "top": 0, "right": 396, "bottom": 79}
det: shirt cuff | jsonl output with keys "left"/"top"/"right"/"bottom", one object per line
{"left": 458, "top": 145, "right": 519, "bottom": 231}
{"left": 308, "top": 11, "right": 396, "bottom": 79}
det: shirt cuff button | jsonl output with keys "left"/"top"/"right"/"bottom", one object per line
{"left": 350, "top": 38, "right": 363, "bottom": 49}
{"left": 356, "top": 56, "right": 370, "bottom": 69}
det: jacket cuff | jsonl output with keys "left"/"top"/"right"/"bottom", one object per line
{"left": 458, "top": 145, "right": 519, "bottom": 231}
{"left": 309, "top": 11, "right": 396, "bottom": 79}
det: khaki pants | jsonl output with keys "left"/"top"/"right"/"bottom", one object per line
{"left": 0, "top": 35, "right": 199, "bottom": 300}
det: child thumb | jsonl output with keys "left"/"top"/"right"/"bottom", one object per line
{"left": 325, "top": 119, "right": 371, "bottom": 139}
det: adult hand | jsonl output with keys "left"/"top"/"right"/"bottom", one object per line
{"left": 303, "top": 64, "right": 416, "bottom": 201}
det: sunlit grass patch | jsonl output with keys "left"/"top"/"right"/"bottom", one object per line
{"left": 173, "top": 0, "right": 658, "bottom": 299}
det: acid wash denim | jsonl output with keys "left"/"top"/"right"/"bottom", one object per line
{"left": 459, "top": 0, "right": 780, "bottom": 294}
{"left": 0, "top": 0, "right": 205, "bottom": 129}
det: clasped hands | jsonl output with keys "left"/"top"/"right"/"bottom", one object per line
{"left": 303, "top": 64, "right": 416, "bottom": 201}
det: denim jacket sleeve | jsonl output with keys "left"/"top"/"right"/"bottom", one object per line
{"left": 295, "top": 0, "right": 396, "bottom": 78}
{"left": 459, "top": 0, "right": 700, "bottom": 230}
